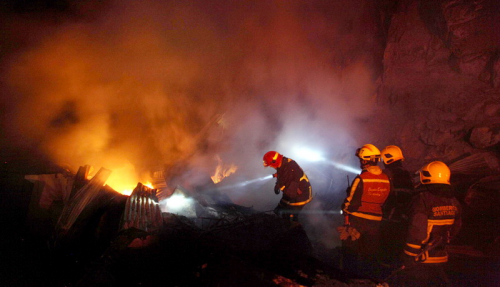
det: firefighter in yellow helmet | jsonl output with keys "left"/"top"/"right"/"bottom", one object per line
{"left": 380, "top": 145, "right": 415, "bottom": 265}
{"left": 340, "top": 144, "right": 392, "bottom": 280}
{"left": 381, "top": 146, "right": 414, "bottom": 201}
{"left": 394, "top": 161, "right": 462, "bottom": 287}
{"left": 263, "top": 151, "right": 313, "bottom": 222}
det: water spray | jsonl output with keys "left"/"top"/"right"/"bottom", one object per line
{"left": 323, "top": 160, "right": 360, "bottom": 174}
{"left": 217, "top": 174, "right": 273, "bottom": 191}
{"left": 292, "top": 147, "right": 360, "bottom": 174}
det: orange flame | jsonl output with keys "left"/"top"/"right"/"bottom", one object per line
{"left": 85, "top": 161, "right": 153, "bottom": 196}
{"left": 211, "top": 156, "right": 238, "bottom": 184}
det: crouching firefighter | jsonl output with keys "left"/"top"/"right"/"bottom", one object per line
{"left": 396, "top": 161, "right": 462, "bottom": 287}
{"left": 263, "top": 151, "right": 313, "bottom": 222}
{"left": 340, "top": 144, "right": 392, "bottom": 280}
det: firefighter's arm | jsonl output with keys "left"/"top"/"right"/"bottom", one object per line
{"left": 382, "top": 178, "right": 397, "bottom": 217}
{"left": 343, "top": 214, "right": 350, "bottom": 225}
{"left": 274, "top": 182, "right": 285, "bottom": 194}
{"left": 403, "top": 195, "right": 428, "bottom": 265}
{"left": 275, "top": 164, "right": 295, "bottom": 195}
{"left": 274, "top": 175, "right": 285, "bottom": 194}
{"left": 342, "top": 177, "right": 362, "bottom": 214}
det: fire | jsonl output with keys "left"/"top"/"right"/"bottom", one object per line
{"left": 84, "top": 161, "right": 153, "bottom": 196}
{"left": 106, "top": 180, "right": 154, "bottom": 196}
{"left": 211, "top": 156, "right": 238, "bottom": 184}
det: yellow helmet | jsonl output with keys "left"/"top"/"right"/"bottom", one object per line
{"left": 381, "top": 145, "right": 404, "bottom": 164}
{"left": 355, "top": 144, "right": 381, "bottom": 161}
{"left": 419, "top": 161, "right": 451, "bottom": 185}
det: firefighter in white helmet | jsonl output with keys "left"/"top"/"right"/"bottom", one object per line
{"left": 340, "top": 144, "right": 392, "bottom": 280}
{"left": 394, "top": 161, "right": 461, "bottom": 287}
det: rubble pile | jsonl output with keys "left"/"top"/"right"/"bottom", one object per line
{"left": 2, "top": 166, "right": 357, "bottom": 287}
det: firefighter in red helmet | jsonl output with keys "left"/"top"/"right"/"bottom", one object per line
{"left": 263, "top": 151, "right": 313, "bottom": 222}
{"left": 393, "top": 161, "right": 461, "bottom": 287}
{"left": 340, "top": 144, "right": 392, "bottom": 280}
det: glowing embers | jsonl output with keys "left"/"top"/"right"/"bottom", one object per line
{"left": 211, "top": 155, "right": 238, "bottom": 184}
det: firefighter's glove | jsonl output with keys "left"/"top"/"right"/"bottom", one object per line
{"left": 336, "top": 226, "right": 350, "bottom": 241}
{"left": 347, "top": 226, "right": 360, "bottom": 240}
{"left": 274, "top": 186, "right": 280, "bottom": 194}
{"left": 272, "top": 173, "right": 277, "bottom": 178}
{"left": 336, "top": 225, "right": 360, "bottom": 241}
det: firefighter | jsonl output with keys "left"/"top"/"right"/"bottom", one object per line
{"left": 396, "top": 161, "right": 462, "bottom": 287}
{"left": 381, "top": 145, "right": 415, "bottom": 219}
{"left": 380, "top": 145, "right": 415, "bottom": 265}
{"left": 263, "top": 151, "right": 313, "bottom": 222}
{"left": 340, "top": 144, "right": 392, "bottom": 280}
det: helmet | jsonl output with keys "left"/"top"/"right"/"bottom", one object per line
{"left": 381, "top": 145, "right": 404, "bottom": 164}
{"left": 419, "top": 161, "right": 451, "bottom": 185}
{"left": 263, "top": 151, "right": 283, "bottom": 168}
{"left": 355, "top": 144, "right": 381, "bottom": 161}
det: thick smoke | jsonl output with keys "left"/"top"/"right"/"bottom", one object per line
{"left": 1, "top": 1, "right": 382, "bottom": 247}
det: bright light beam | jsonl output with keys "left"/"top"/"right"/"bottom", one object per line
{"left": 293, "top": 147, "right": 325, "bottom": 162}
{"left": 164, "top": 193, "right": 193, "bottom": 213}
{"left": 292, "top": 147, "right": 360, "bottom": 174}
{"left": 325, "top": 160, "right": 360, "bottom": 174}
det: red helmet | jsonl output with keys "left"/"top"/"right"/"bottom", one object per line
{"left": 263, "top": 151, "right": 283, "bottom": 168}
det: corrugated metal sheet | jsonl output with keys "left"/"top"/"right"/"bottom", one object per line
{"left": 449, "top": 152, "right": 500, "bottom": 175}
{"left": 56, "top": 167, "right": 111, "bottom": 232}
{"left": 120, "top": 183, "right": 163, "bottom": 232}
{"left": 25, "top": 173, "right": 74, "bottom": 210}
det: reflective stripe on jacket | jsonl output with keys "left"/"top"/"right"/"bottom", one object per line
{"left": 275, "top": 157, "right": 313, "bottom": 206}
{"left": 404, "top": 184, "right": 462, "bottom": 264}
{"left": 342, "top": 165, "right": 391, "bottom": 221}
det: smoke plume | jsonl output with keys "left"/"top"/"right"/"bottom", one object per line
{"left": 1, "top": 0, "right": 383, "bottom": 245}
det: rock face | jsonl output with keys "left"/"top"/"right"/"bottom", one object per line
{"left": 372, "top": 0, "right": 500, "bottom": 256}
{"left": 375, "top": 0, "right": 500, "bottom": 175}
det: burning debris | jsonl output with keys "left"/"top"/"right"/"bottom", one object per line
{"left": 16, "top": 164, "right": 354, "bottom": 286}
{"left": 211, "top": 156, "right": 238, "bottom": 184}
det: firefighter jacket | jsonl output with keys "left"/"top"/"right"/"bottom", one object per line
{"left": 274, "top": 157, "right": 312, "bottom": 206}
{"left": 383, "top": 161, "right": 414, "bottom": 192}
{"left": 404, "top": 184, "right": 462, "bottom": 264}
{"left": 342, "top": 165, "right": 391, "bottom": 221}
{"left": 382, "top": 160, "right": 414, "bottom": 220}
